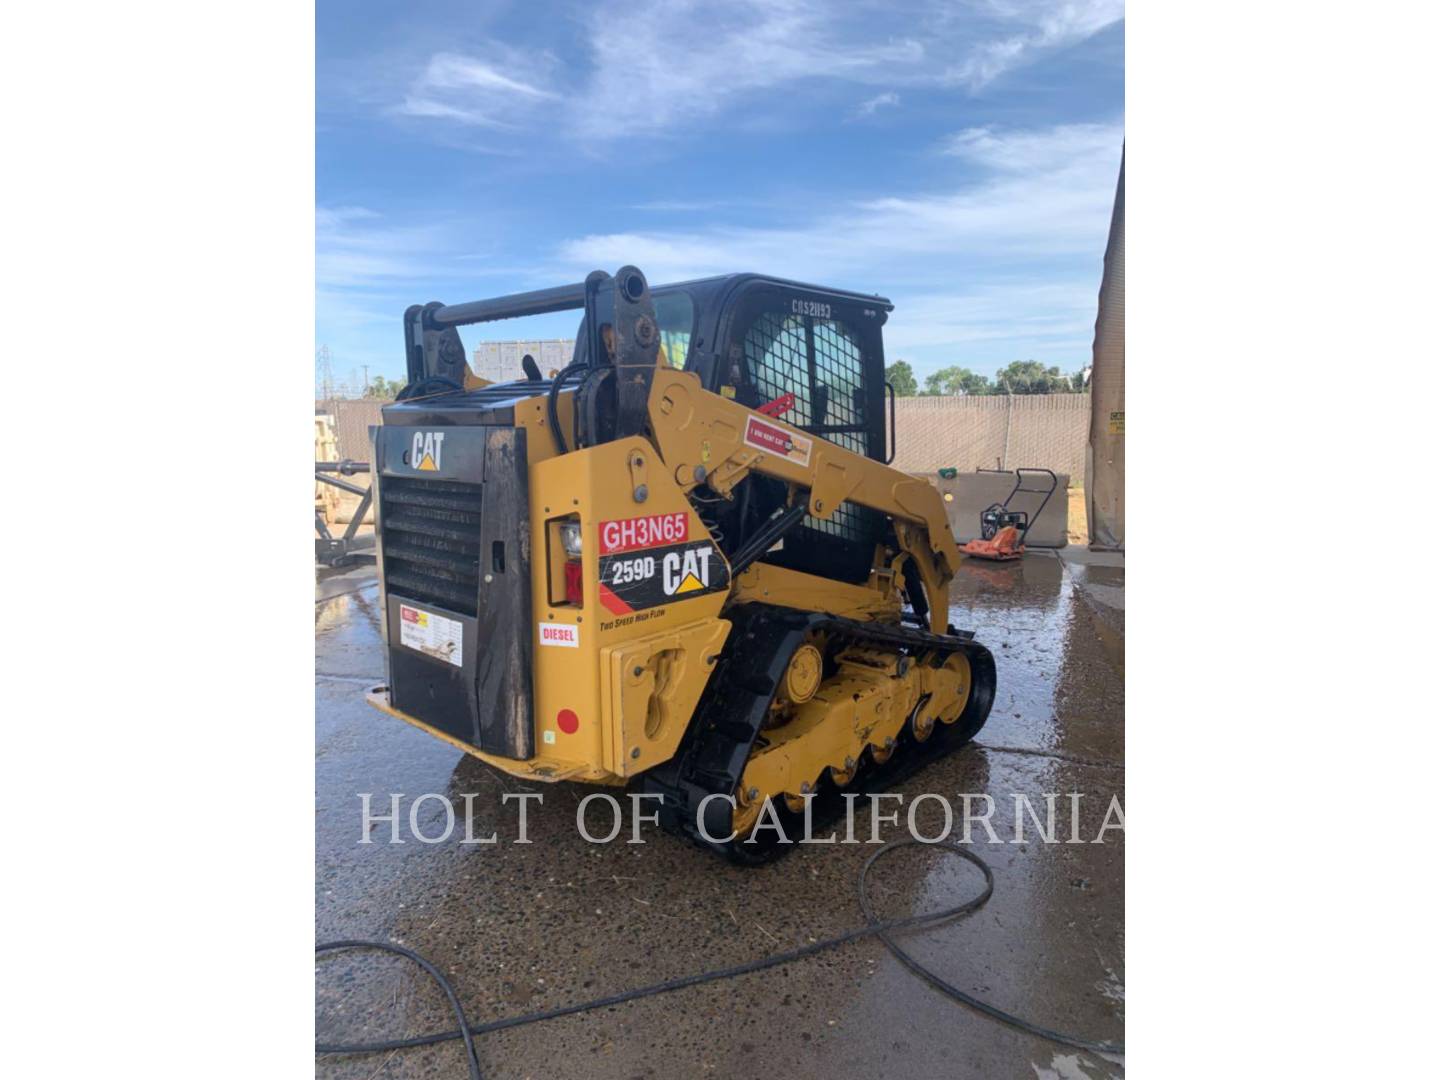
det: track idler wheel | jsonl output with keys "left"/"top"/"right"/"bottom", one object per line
{"left": 908, "top": 692, "right": 936, "bottom": 743}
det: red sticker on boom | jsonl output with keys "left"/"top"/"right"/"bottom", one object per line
{"left": 744, "top": 416, "right": 812, "bottom": 467}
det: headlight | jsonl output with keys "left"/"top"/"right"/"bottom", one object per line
{"left": 560, "top": 522, "right": 583, "bottom": 557}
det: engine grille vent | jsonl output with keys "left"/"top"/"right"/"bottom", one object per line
{"left": 379, "top": 476, "right": 482, "bottom": 617}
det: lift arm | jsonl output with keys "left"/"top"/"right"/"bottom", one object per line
{"left": 645, "top": 368, "right": 962, "bottom": 634}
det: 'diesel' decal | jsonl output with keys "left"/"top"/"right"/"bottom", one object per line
{"left": 596, "top": 540, "right": 730, "bottom": 615}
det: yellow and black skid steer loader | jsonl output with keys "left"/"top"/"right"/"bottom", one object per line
{"left": 367, "top": 266, "right": 995, "bottom": 861}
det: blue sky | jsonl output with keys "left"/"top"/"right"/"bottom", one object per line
{"left": 317, "top": 0, "right": 1123, "bottom": 390}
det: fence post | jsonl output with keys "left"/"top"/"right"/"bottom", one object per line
{"left": 1001, "top": 391, "right": 1013, "bottom": 470}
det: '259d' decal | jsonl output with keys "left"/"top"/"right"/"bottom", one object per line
{"left": 597, "top": 540, "right": 730, "bottom": 616}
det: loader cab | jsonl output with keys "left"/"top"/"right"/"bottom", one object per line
{"left": 661, "top": 274, "right": 896, "bottom": 585}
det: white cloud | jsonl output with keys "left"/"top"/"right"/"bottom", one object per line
{"left": 315, "top": 206, "right": 448, "bottom": 289}
{"left": 550, "top": 120, "right": 1122, "bottom": 368}
{"left": 315, "top": 204, "right": 534, "bottom": 371}
{"left": 573, "top": 0, "right": 921, "bottom": 139}
{"left": 393, "top": 48, "right": 559, "bottom": 130}
{"left": 384, "top": 2, "right": 1122, "bottom": 142}
{"left": 395, "top": 95, "right": 500, "bottom": 127}
{"left": 884, "top": 281, "right": 1099, "bottom": 354}
{"left": 315, "top": 207, "right": 450, "bottom": 374}
{"left": 942, "top": 1, "right": 1125, "bottom": 90}
{"left": 941, "top": 121, "right": 1121, "bottom": 171}
{"left": 556, "top": 121, "right": 1122, "bottom": 277}
{"left": 853, "top": 92, "right": 901, "bottom": 119}
{"left": 421, "top": 54, "right": 557, "bottom": 100}
{"left": 315, "top": 205, "right": 378, "bottom": 230}
{"left": 631, "top": 199, "right": 736, "bottom": 212}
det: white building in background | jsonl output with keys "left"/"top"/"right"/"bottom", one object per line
{"left": 472, "top": 340, "right": 575, "bottom": 383}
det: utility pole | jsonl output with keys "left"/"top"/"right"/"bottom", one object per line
{"left": 362, "top": 365, "right": 370, "bottom": 398}
{"left": 317, "top": 344, "right": 335, "bottom": 404}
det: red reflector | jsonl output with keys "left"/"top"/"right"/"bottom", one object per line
{"left": 564, "top": 559, "right": 583, "bottom": 604}
{"left": 557, "top": 709, "right": 579, "bottom": 734}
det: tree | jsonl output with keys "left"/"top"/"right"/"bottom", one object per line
{"left": 885, "top": 360, "right": 918, "bottom": 397}
{"left": 365, "top": 375, "right": 407, "bottom": 400}
{"left": 992, "top": 360, "right": 1073, "bottom": 395}
{"left": 922, "top": 366, "right": 993, "bottom": 396}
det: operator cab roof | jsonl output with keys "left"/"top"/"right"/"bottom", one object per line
{"left": 651, "top": 272, "right": 894, "bottom": 313}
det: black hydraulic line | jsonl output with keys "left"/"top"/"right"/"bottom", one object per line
{"left": 546, "top": 361, "right": 590, "bottom": 456}
{"left": 430, "top": 282, "right": 588, "bottom": 328}
{"left": 726, "top": 503, "right": 806, "bottom": 576}
{"left": 315, "top": 840, "right": 1123, "bottom": 1076}
{"left": 397, "top": 375, "right": 464, "bottom": 401}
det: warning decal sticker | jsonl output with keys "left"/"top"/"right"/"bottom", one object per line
{"left": 743, "top": 416, "right": 811, "bottom": 467}
{"left": 398, "top": 604, "right": 463, "bottom": 667}
{"left": 597, "top": 540, "right": 730, "bottom": 615}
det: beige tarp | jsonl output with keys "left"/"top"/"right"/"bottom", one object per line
{"left": 1087, "top": 149, "right": 1125, "bottom": 550}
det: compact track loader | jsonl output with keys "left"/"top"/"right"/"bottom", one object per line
{"left": 367, "top": 267, "right": 996, "bottom": 861}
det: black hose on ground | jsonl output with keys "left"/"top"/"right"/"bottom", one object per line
{"left": 316, "top": 938, "right": 484, "bottom": 1080}
{"left": 315, "top": 839, "right": 1123, "bottom": 1076}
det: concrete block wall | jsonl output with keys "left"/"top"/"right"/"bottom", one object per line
{"left": 891, "top": 394, "right": 1090, "bottom": 482}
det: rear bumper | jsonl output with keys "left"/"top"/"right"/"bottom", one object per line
{"left": 364, "top": 686, "right": 604, "bottom": 783}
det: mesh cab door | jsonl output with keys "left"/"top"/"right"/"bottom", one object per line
{"left": 716, "top": 285, "right": 890, "bottom": 583}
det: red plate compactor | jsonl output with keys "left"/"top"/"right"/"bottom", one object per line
{"left": 961, "top": 468, "right": 1059, "bottom": 561}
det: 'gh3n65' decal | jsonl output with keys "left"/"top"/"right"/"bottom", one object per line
{"left": 597, "top": 540, "right": 730, "bottom": 616}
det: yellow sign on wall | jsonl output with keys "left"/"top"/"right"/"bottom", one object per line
{"left": 1107, "top": 411, "right": 1125, "bottom": 436}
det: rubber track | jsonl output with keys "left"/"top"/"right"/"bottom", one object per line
{"left": 635, "top": 603, "right": 997, "bottom": 864}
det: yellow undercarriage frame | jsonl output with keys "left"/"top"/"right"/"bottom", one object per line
{"left": 730, "top": 644, "right": 972, "bottom": 833}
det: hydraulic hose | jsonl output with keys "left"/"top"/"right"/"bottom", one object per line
{"left": 545, "top": 361, "right": 592, "bottom": 455}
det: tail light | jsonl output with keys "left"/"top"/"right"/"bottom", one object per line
{"left": 564, "top": 559, "right": 583, "bottom": 604}
{"left": 550, "top": 517, "right": 584, "bottom": 606}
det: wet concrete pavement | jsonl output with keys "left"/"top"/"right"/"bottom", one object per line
{"left": 316, "top": 549, "right": 1125, "bottom": 1079}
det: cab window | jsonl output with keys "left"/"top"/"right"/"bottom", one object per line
{"left": 742, "top": 311, "right": 812, "bottom": 420}
{"left": 735, "top": 301, "right": 881, "bottom": 554}
{"left": 740, "top": 309, "right": 869, "bottom": 456}
{"left": 654, "top": 291, "right": 694, "bottom": 369}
